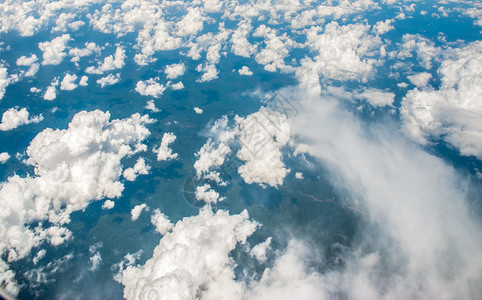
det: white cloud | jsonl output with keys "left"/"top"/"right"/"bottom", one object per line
{"left": 122, "top": 207, "right": 258, "bottom": 300}
{"left": 123, "top": 157, "right": 150, "bottom": 181}
{"left": 16, "top": 54, "right": 39, "bottom": 76}
{"left": 356, "top": 88, "right": 395, "bottom": 107}
{"left": 170, "top": 82, "right": 184, "bottom": 90}
{"left": 153, "top": 132, "right": 178, "bottom": 161}
{"left": 69, "top": 42, "right": 102, "bottom": 63}
{"left": 295, "top": 172, "right": 303, "bottom": 179}
{"left": 238, "top": 66, "right": 253, "bottom": 76}
{"left": 194, "top": 107, "right": 203, "bottom": 114}
{"left": 131, "top": 204, "right": 149, "bottom": 221}
{"left": 89, "top": 252, "right": 102, "bottom": 272}
{"left": 0, "top": 110, "right": 152, "bottom": 278}
{"left": 150, "top": 209, "right": 173, "bottom": 235}
{"left": 407, "top": 72, "right": 432, "bottom": 88}
{"left": 196, "top": 63, "right": 218, "bottom": 82}
{"left": 165, "top": 63, "right": 186, "bottom": 79}
{"left": 79, "top": 75, "right": 88, "bottom": 86}
{"left": 373, "top": 19, "right": 394, "bottom": 34}
{"left": 30, "top": 87, "right": 41, "bottom": 93}
{"left": 0, "top": 65, "right": 19, "bottom": 100}
{"left": 195, "top": 183, "right": 224, "bottom": 203}
{"left": 236, "top": 107, "right": 291, "bottom": 187}
{"left": 85, "top": 47, "right": 126, "bottom": 74}
{"left": 298, "top": 22, "right": 382, "bottom": 85}
{"left": 176, "top": 7, "right": 205, "bottom": 37}
{"left": 145, "top": 99, "right": 160, "bottom": 112}
{"left": 194, "top": 138, "right": 231, "bottom": 178}
{"left": 135, "top": 78, "right": 166, "bottom": 98}
{"left": 0, "top": 152, "right": 10, "bottom": 163}
{"left": 60, "top": 73, "right": 78, "bottom": 91}
{"left": 250, "top": 237, "right": 272, "bottom": 263}
{"left": 38, "top": 34, "right": 71, "bottom": 65}
{"left": 397, "top": 34, "right": 442, "bottom": 69}
{"left": 0, "top": 107, "right": 43, "bottom": 131}
{"left": 44, "top": 78, "right": 59, "bottom": 100}
{"left": 287, "top": 85, "right": 482, "bottom": 298}
{"left": 253, "top": 25, "right": 296, "bottom": 72}
{"left": 102, "top": 200, "right": 115, "bottom": 210}
{"left": 401, "top": 41, "right": 482, "bottom": 158}
{"left": 97, "top": 73, "right": 121, "bottom": 88}
{"left": 231, "top": 20, "right": 257, "bottom": 57}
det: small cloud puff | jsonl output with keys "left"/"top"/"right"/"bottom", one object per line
{"left": 0, "top": 107, "right": 43, "bottom": 131}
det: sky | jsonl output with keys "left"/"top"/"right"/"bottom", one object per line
{"left": 0, "top": 0, "right": 482, "bottom": 299}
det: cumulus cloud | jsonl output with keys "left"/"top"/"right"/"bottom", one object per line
{"left": 176, "top": 7, "right": 205, "bottom": 37}
{"left": 60, "top": 73, "right": 78, "bottom": 91}
{"left": 194, "top": 107, "right": 203, "bottom": 114}
{"left": 297, "top": 21, "right": 382, "bottom": 87}
{"left": 249, "top": 237, "right": 272, "bottom": 263}
{"left": 44, "top": 78, "right": 59, "bottom": 100}
{"left": 16, "top": 54, "right": 39, "bottom": 77}
{"left": 295, "top": 172, "right": 303, "bottom": 179}
{"left": 0, "top": 107, "right": 43, "bottom": 131}
{"left": 135, "top": 78, "right": 166, "bottom": 98}
{"left": 170, "top": 82, "right": 184, "bottom": 90}
{"left": 195, "top": 183, "right": 224, "bottom": 203}
{"left": 373, "top": 19, "right": 394, "bottom": 34}
{"left": 238, "top": 66, "right": 253, "bottom": 76}
{"left": 79, "top": 75, "right": 88, "bottom": 86}
{"left": 69, "top": 42, "right": 102, "bottom": 63}
{"left": 102, "top": 200, "right": 115, "bottom": 210}
{"left": 85, "top": 47, "right": 126, "bottom": 74}
{"left": 150, "top": 209, "right": 173, "bottom": 235}
{"left": 123, "top": 157, "right": 150, "bottom": 181}
{"left": 236, "top": 107, "right": 291, "bottom": 187}
{"left": 0, "top": 110, "right": 153, "bottom": 290}
{"left": 165, "top": 63, "right": 186, "bottom": 79}
{"left": 38, "top": 34, "right": 71, "bottom": 65}
{"left": 122, "top": 207, "right": 258, "bottom": 300}
{"left": 97, "top": 73, "right": 121, "bottom": 88}
{"left": 145, "top": 99, "right": 160, "bottom": 113}
{"left": 0, "top": 64, "right": 19, "bottom": 100}
{"left": 131, "top": 204, "right": 149, "bottom": 221}
{"left": 407, "top": 72, "right": 432, "bottom": 88}
{"left": 356, "top": 88, "right": 395, "bottom": 107}
{"left": 194, "top": 138, "right": 231, "bottom": 179}
{"left": 401, "top": 41, "right": 482, "bottom": 158}
{"left": 0, "top": 152, "right": 10, "bottom": 163}
{"left": 154, "top": 132, "right": 178, "bottom": 161}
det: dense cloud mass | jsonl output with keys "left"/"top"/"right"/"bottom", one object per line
{"left": 0, "top": 0, "right": 481, "bottom": 298}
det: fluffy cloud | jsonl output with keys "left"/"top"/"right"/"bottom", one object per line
{"left": 69, "top": 42, "right": 102, "bottom": 63}
{"left": 0, "top": 107, "right": 43, "bottom": 131}
{"left": 60, "top": 73, "right": 78, "bottom": 91}
{"left": 79, "top": 75, "right": 88, "bottom": 86}
{"left": 356, "top": 88, "right": 395, "bottom": 107}
{"left": 131, "top": 204, "right": 149, "bottom": 221}
{"left": 16, "top": 54, "right": 39, "bottom": 77}
{"left": 170, "top": 82, "right": 184, "bottom": 90}
{"left": 195, "top": 183, "right": 224, "bottom": 203}
{"left": 97, "top": 73, "right": 121, "bottom": 88}
{"left": 0, "top": 152, "right": 10, "bottom": 163}
{"left": 145, "top": 100, "right": 160, "bottom": 113}
{"left": 0, "top": 64, "right": 19, "bottom": 100}
{"left": 44, "top": 78, "right": 59, "bottom": 100}
{"left": 123, "top": 157, "right": 150, "bottom": 181}
{"left": 85, "top": 47, "right": 126, "bottom": 74}
{"left": 135, "top": 78, "right": 166, "bottom": 98}
{"left": 150, "top": 209, "right": 173, "bottom": 235}
{"left": 236, "top": 107, "right": 291, "bottom": 187}
{"left": 194, "top": 107, "right": 203, "bottom": 114}
{"left": 407, "top": 72, "right": 432, "bottom": 88}
{"left": 122, "top": 207, "right": 258, "bottom": 300}
{"left": 298, "top": 22, "right": 382, "bottom": 85}
{"left": 102, "top": 200, "right": 115, "bottom": 210}
{"left": 165, "top": 63, "right": 186, "bottom": 79}
{"left": 401, "top": 41, "right": 482, "bottom": 158}
{"left": 38, "top": 34, "right": 71, "bottom": 65}
{"left": 176, "top": 7, "right": 205, "bottom": 37}
{"left": 153, "top": 132, "right": 178, "bottom": 161}
{"left": 194, "top": 138, "right": 231, "bottom": 179}
{"left": 0, "top": 110, "right": 153, "bottom": 290}
{"left": 238, "top": 66, "right": 253, "bottom": 76}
